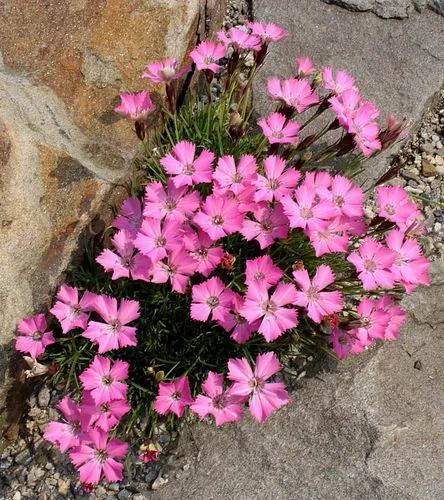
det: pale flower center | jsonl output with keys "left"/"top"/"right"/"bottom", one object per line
{"left": 163, "top": 198, "right": 177, "bottom": 211}
{"left": 267, "top": 178, "right": 280, "bottom": 191}
{"left": 306, "top": 286, "right": 319, "bottom": 302}
{"left": 161, "top": 67, "right": 176, "bottom": 80}
{"left": 300, "top": 207, "right": 313, "bottom": 220}
{"left": 121, "top": 256, "right": 133, "bottom": 269}
{"left": 182, "top": 163, "right": 195, "bottom": 175}
{"left": 207, "top": 296, "right": 220, "bottom": 308}
{"left": 385, "top": 204, "right": 395, "bottom": 215}
{"left": 212, "top": 215, "right": 224, "bottom": 226}
{"left": 254, "top": 271, "right": 265, "bottom": 280}
{"left": 171, "top": 391, "right": 181, "bottom": 401}
{"left": 32, "top": 331, "right": 42, "bottom": 341}
{"left": 155, "top": 236, "right": 166, "bottom": 247}
{"left": 333, "top": 195, "right": 345, "bottom": 207}
{"left": 261, "top": 219, "right": 273, "bottom": 232}
{"left": 364, "top": 259, "right": 377, "bottom": 272}
{"left": 272, "top": 131, "right": 284, "bottom": 139}
{"left": 248, "top": 377, "right": 264, "bottom": 392}
{"left": 195, "top": 247, "right": 208, "bottom": 260}
{"left": 232, "top": 173, "right": 243, "bottom": 183}
{"left": 262, "top": 299, "right": 277, "bottom": 316}
{"left": 109, "top": 320, "right": 122, "bottom": 333}
{"left": 69, "top": 420, "right": 81, "bottom": 436}
{"left": 204, "top": 56, "right": 215, "bottom": 65}
{"left": 102, "top": 375, "right": 113, "bottom": 386}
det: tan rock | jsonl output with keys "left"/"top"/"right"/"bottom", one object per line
{"left": 422, "top": 158, "right": 437, "bottom": 177}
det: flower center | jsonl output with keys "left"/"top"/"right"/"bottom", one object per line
{"left": 195, "top": 247, "right": 208, "bottom": 260}
{"left": 69, "top": 420, "right": 81, "bottom": 435}
{"left": 262, "top": 299, "right": 277, "bottom": 316}
{"left": 100, "top": 403, "right": 110, "bottom": 413}
{"left": 364, "top": 259, "right": 377, "bottom": 272}
{"left": 171, "top": 391, "right": 181, "bottom": 401}
{"left": 212, "top": 394, "right": 226, "bottom": 409}
{"left": 232, "top": 173, "right": 243, "bottom": 183}
{"left": 155, "top": 236, "right": 166, "bottom": 247}
{"left": 204, "top": 56, "right": 215, "bottom": 65}
{"left": 94, "top": 449, "right": 109, "bottom": 463}
{"left": 161, "top": 67, "right": 176, "bottom": 80}
{"left": 32, "top": 331, "right": 42, "bottom": 341}
{"left": 300, "top": 207, "right": 313, "bottom": 220}
{"left": 361, "top": 317, "right": 372, "bottom": 329}
{"left": 102, "top": 375, "right": 113, "bottom": 385}
{"left": 121, "top": 256, "right": 133, "bottom": 269}
{"left": 71, "top": 305, "right": 82, "bottom": 316}
{"left": 212, "top": 215, "right": 224, "bottom": 226}
{"left": 234, "top": 312, "right": 246, "bottom": 324}
{"left": 163, "top": 198, "right": 177, "bottom": 211}
{"left": 248, "top": 376, "right": 264, "bottom": 391}
{"left": 207, "top": 296, "right": 220, "bottom": 308}
{"left": 261, "top": 219, "right": 273, "bottom": 232}
{"left": 333, "top": 195, "right": 345, "bottom": 207}
{"left": 272, "top": 131, "right": 284, "bottom": 139}
{"left": 254, "top": 271, "right": 265, "bottom": 280}
{"left": 182, "top": 163, "right": 195, "bottom": 175}
{"left": 385, "top": 204, "right": 395, "bottom": 215}
{"left": 306, "top": 286, "right": 319, "bottom": 302}
{"left": 109, "top": 320, "right": 122, "bottom": 333}
{"left": 267, "top": 178, "right": 280, "bottom": 191}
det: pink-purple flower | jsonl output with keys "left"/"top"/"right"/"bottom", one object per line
{"left": 114, "top": 91, "right": 155, "bottom": 121}
{"left": 153, "top": 376, "right": 193, "bottom": 417}
{"left": 190, "top": 41, "right": 226, "bottom": 73}
{"left": 191, "top": 277, "right": 233, "bottom": 322}
{"left": 142, "top": 58, "right": 190, "bottom": 84}
{"left": 258, "top": 112, "right": 301, "bottom": 144}
{"left": 15, "top": 314, "right": 55, "bottom": 359}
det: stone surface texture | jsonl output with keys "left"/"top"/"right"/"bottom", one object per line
{"left": 321, "top": 0, "right": 444, "bottom": 18}
{"left": 0, "top": 0, "right": 207, "bottom": 433}
{"left": 253, "top": 0, "right": 444, "bottom": 180}
{"left": 157, "top": 262, "right": 444, "bottom": 499}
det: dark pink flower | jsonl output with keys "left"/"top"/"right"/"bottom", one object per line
{"left": 253, "top": 155, "right": 300, "bottom": 202}
{"left": 153, "top": 376, "right": 193, "bottom": 417}
{"left": 15, "top": 314, "right": 55, "bottom": 359}
{"left": 190, "top": 277, "right": 233, "bottom": 323}
{"left": 135, "top": 218, "right": 182, "bottom": 263}
{"left": 50, "top": 284, "right": 94, "bottom": 333}
{"left": 150, "top": 247, "right": 197, "bottom": 293}
{"left": 241, "top": 203, "right": 289, "bottom": 249}
{"left": 194, "top": 194, "right": 244, "bottom": 240}
{"left": 267, "top": 77, "right": 319, "bottom": 113}
{"left": 217, "top": 292, "right": 260, "bottom": 344}
{"left": 112, "top": 197, "right": 143, "bottom": 236}
{"left": 183, "top": 230, "right": 224, "bottom": 277}
{"left": 81, "top": 392, "right": 131, "bottom": 433}
{"left": 244, "top": 255, "right": 283, "bottom": 289}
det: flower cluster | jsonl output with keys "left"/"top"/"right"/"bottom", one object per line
{"left": 13, "top": 19, "right": 431, "bottom": 489}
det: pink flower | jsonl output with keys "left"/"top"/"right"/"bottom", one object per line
{"left": 354, "top": 297, "right": 390, "bottom": 345}
{"left": 190, "top": 372, "right": 244, "bottom": 426}
{"left": 150, "top": 247, "right": 197, "bottom": 293}
{"left": 190, "top": 277, "right": 233, "bottom": 322}
{"left": 246, "top": 21, "right": 288, "bottom": 42}
{"left": 81, "top": 392, "right": 131, "bottom": 432}
{"left": 292, "top": 265, "right": 343, "bottom": 323}
{"left": 376, "top": 186, "right": 418, "bottom": 226}
{"left": 347, "top": 238, "right": 396, "bottom": 290}
{"left": 385, "top": 229, "right": 430, "bottom": 292}
{"left": 138, "top": 442, "right": 158, "bottom": 463}
{"left": 82, "top": 295, "right": 140, "bottom": 353}
{"left": 143, "top": 179, "right": 200, "bottom": 222}
{"left": 15, "top": 314, "right": 55, "bottom": 359}
{"left": 194, "top": 194, "right": 243, "bottom": 240}
{"left": 44, "top": 396, "right": 87, "bottom": 453}
{"left": 134, "top": 218, "right": 182, "bottom": 263}
{"left": 307, "top": 218, "right": 350, "bottom": 257}
{"left": 329, "top": 327, "right": 354, "bottom": 360}
{"left": 241, "top": 282, "right": 298, "bottom": 342}
{"left": 80, "top": 356, "right": 129, "bottom": 405}
{"left": 142, "top": 58, "right": 190, "bottom": 84}
{"left": 329, "top": 89, "right": 361, "bottom": 128}
{"left": 50, "top": 285, "right": 93, "bottom": 333}
{"left": 322, "top": 67, "right": 356, "bottom": 95}
{"left": 160, "top": 140, "right": 214, "bottom": 187}
{"left": 241, "top": 203, "right": 289, "bottom": 249}
{"left": 217, "top": 27, "right": 262, "bottom": 51}
{"left": 190, "top": 41, "right": 226, "bottom": 73}
{"left": 376, "top": 295, "right": 407, "bottom": 340}
{"left": 114, "top": 91, "right": 155, "bottom": 121}
{"left": 96, "top": 230, "right": 151, "bottom": 281}
{"left": 350, "top": 103, "right": 382, "bottom": 156}
{"left": 281, "top": 183, "right": 335, "bottom": 231}
{"left": 153, "top": 376, "right": 193, "bottom": 417}
{"left": 70, "top": 428, "right": 128, "bottom": 485}
{"left": 253, "top": 155, "right": 300, "bottom": 202}
{"left": 258, "top": 112, "right": 301, "bottom": 144}
{"left": 317, "top": 175, "right": 364, "bottom": 218}
{"left": 112, "top": 197, "right": 143, "bottom": 236}
{"left": 183, "top": 230, "right": 224, "bottom": 277}
{"left": 304, "top": 171, "right": 333, "bottom": 192}
{"left": 267, "top": 77, "right": 319, "bottom": 113}
{"left": 228, "top": 352, "right": 290, "bottom": 423}
{"left": 244, "top": 255, "right": 283, "bottom": 289}
{"left": 296, "top": 56, "right": 315, "bottom": 76}
{"left": 213, "top": 154, "right": 257, "bottom": 195}
{"left": 217, "top": 292, "right": 260, "bottom": 344}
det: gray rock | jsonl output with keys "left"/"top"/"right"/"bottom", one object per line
{"left": 157, "top": 263, "right": 444, "bottom": 499}
{"left": 37, "top": 386, "right": 50, "bottom": 408}
{"left": 321, "top": 0, "right": 444, "bottom": 17}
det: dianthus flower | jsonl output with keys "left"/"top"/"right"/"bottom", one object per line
{"left": 142, "top": 58, "right": 190, "bottom": 84}
{"left": 213, "top": 154, "right": 257, "bottom": 195}
{"left": 317, "top": 175, "right": 364, "bottom": 218}
{"left": 322, "top": 67, "right": 356, "bottom": 95}
{"left": 81, "top": 392, "right": 131, "bottom": 433}
{"left": 375, "top": 295, "right": 407, "bottom": 340}
{"left": 134, "top": 217, "right": 182, "bottom": 263}
{"left": 258, "top": 112, "right": 301, "bottom": 144}
{"left": 114, "top": 91, "right": 155, "bottom": 121}
{"left": 189, "top": 41, "right": 226, "bottom": 73}
{"left": 15, "top": 314, "right": 55, "bottom": 359}
{"left": 150, "top": 247, "right": 197, "bottom": 293}
{"left": 354, "top": 297, "right": 390, "bottom": 345}
{"left": 246, "top": 21, "right": 288, "bottom": 42}
{"left": 267, "top": 77, "right": 319, "bottom": 112}
{"left": 244, "top": 255, "right": 283, "bottom": 289}
{"left": 217, "top": 292, "right": 260, "bottom": 344}
{"left": 112, "top": 197, "right": 143, "bottom": 236}
{"left": 153, "top": 376, "right": 193, "bottom": 417}
{"left": 217, "top": 27, "right": 262, "bottom": 51}
{"left": 241, "top": 203, "right": 289, "bottom": 249}
{"left": 50, "top": 284, "right": 93, "bottom": 333}
{"left": 253, "top": 155, "right": 300, "bottom": 202}
{"left": 190, "top": 277, "right": 233, "bottom": 322}
{"left": 375, "top": 186, "right": 418, "bottom": 226}
{"left": 193, "top": 194, "right": 243, "bottom": 240}
{"left": 296, "top": 56, "right": 315, "bottom": 76}
{"left": 183, "top": 229, "right": 224, "bottom": 277}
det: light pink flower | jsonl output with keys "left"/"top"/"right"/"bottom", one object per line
{"left": 142, "top": 58, "right": 190, "bottom": 84}
{"left": 217, "top": 27, "right": 262, "bottom": 51}
{"left": 96, "top": 230, "right": 151, "bottom": 281}
{"left": 246, "top": 21, "right": 288, "bottom": 42}
{"left": 267, "top": 77, "right": 319, "bottom": 113}
{"left": 303, "top": 171, "right": 333, "bottom": 192}
{"left": 258, "top": 112, "right": 301, "bottom": 145}
{"left": 114, "top": 91, "right": 155, "bottom": 121}
{"left": 385, "top": 229, "right": 430, "bottom": 293}
{"left": 244, "top": 255, "right": 283, "bottom": 289}
{"left": 183, "top": 230, "right": 224, "bottom": 277}
{"left": 281, "top": 183, "right": 335, "bottom": 231}
{"left": 81, "top": 392, "right": 131, "bottom": 432}
{"left": 190, "top": 372, "right": 244, "bottom": 426}
{"left": 376, "top": 295, "right": 407, "bottom": 340}
{"left": 354, "top": 297, "right": 390, "bottom": 345}
{"left": 190, "top": 277, "right": 233, "bottom": 322}
{"left": 317, "top": 175, "right": 364, "bottom": 218}
{"left": 50, "top": 284, "right": 93, "bottom": 333}
{"left": 296, "top": 56, "right": 315, "bottom": 76}
{"left": 350, "top": 103, "right": 382, "bottom": 156}
{"left": 213, "top": 154, "right": 257, "bottom": 195}
{"left": 241, "top": 203, "right": 289, "bottom": 249}
{"left": 217, "top": 292, "right": 260, "bottom": 344}
{"left": 70, "top": 428, "right": 128, "bottom": 485}
{"left": 160, "top": 140, "right": 214, "bottom": 187}
{"left": 193, "top": 194, "right": 243, "bottom": 240}
{"left": 44, "top": 396, "right": 87, "bottom": 453}
{"left": 143, "top": 179, "right": 200, "bottom": 222}
{"left": 292, "top": 265, "right": 343, "bottom": 323}
{"left": 228, "top": 352, "right": 290, "bottom": 423}
{"left": 376, "top": 186, "right": 418, "bottom": 226}
{"left": 150, "top": 247, "right": 197, "bottom": 293}
{"left": 15, "top": 314, "right": 55, "bottom": 359}
{"left": 241, "top": 282, "right": 298, "bottom": 342}
{"left": 253, "top": 155, "right": 300, "bottom": 202}
{"left": 307, "top": 218, "right": 350, "bottom": 257}
{"left": 112, "top": 197, "right": 143, "bottom": 236}
{"left": 347, "top": 237, "right": 396, "bottom": 290}
{"left": 134, "top": 218, "right": 182, "bottom": 263}
{"left": 189, "top": 41, "right": 226, "bottom": 73}
{"left": 82, "top": 295, "right": 140, "bottom": 353}
{"left": 153, "top": 376, "right": 193, "bottom": 417}
{"left": 322, "top": 67, "right": 356, "bottom": 95}
{"left": 79, "top": 356, "right": 129, "bottom": 405}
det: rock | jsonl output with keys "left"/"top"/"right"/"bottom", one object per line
{"left": 37, "top": 386, "right": 51, "bottom": 408}
{"left": 152, "top": 474, "right": 169, "bottom": 491}
{"left": 420, "top": 142, "right": 435, "bottom": 154}
{"left": 254, "top": 0, "right": 444, "bottom": 183}
{"left": 0, "top": 0, "right": 205, "bottom": 429}
{"left": 117, "top": 489, "right": 132, "bottom": 500}
{"left": 321, "top": 0, "right": 444, "bottom": 17}
{"left": 157, "top": 264, "right": 444, "bottom": 499}
{"left": 422, "top": 158, "right": 437, "bottom": 177}
{"left": 12, "top": 492, "right": 21, "bottom": 500}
